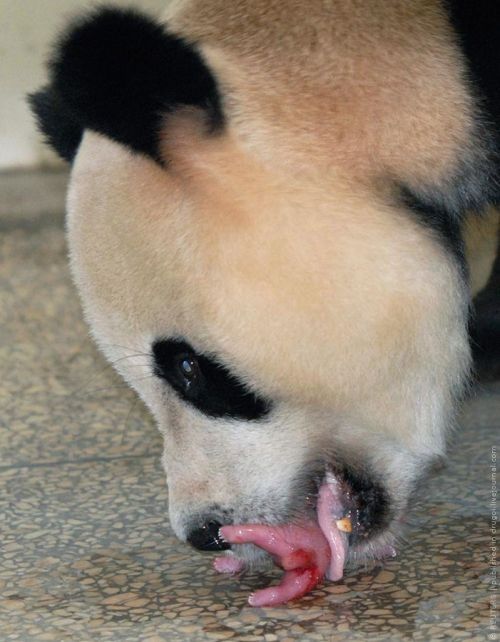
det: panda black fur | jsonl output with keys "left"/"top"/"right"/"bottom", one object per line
{"left": 446, "top": 0, "right": 500, "bottom": 380}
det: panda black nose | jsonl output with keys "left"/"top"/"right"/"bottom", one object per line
{"left": 187, "top": 520, "right": 231, "bottom": 551}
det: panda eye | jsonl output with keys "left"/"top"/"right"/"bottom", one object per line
{"left": 152, "top": 338, "right": 272, "bottom": 421}
{"left": 176, "top": 354, "right": 199, "bottom": 387}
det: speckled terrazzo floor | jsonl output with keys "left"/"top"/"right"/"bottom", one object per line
{"left": 0, "top": 170, "right": 498, "bottom": 641}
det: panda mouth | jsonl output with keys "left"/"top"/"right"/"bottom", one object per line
{"left": 214, "top": 472, "right": 354, "bottom": 607}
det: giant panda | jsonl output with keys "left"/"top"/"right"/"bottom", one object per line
{"left": 30, "top": 0, "right": 499, "bottom": 606}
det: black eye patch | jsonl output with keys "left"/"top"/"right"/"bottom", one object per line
{"left": 152, "top": 339, "right": 272, "bottom": 421}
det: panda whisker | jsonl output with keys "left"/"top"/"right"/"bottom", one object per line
{"left": 72, "top": 374, "right": 155, "bottom": 399}
{"left": 101, "top": 341, "right": 152, "bottom": 357}
{"left": 61, "top": 353, "right": 153, "bottom": 400}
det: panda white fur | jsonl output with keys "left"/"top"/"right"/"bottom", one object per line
{"left": 31, "top": 0, "right": 499, "bottom": 605}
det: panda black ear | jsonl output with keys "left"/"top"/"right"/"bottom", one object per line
{"left": 29, "top": 6, "right": 224, "bottom": 164}
{"left": 29, "top": 86, "right": 83, "bottom": 162}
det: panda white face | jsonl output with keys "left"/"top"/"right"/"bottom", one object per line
{"left": 65, "top": 127, "right": 468, "bottom": 573}
{"left": 31, "top": 0, "right": 500, "bottom": 605}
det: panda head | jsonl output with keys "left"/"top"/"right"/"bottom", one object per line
{"left": 31, "top": 6, "right": 472, "bottom": 579}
